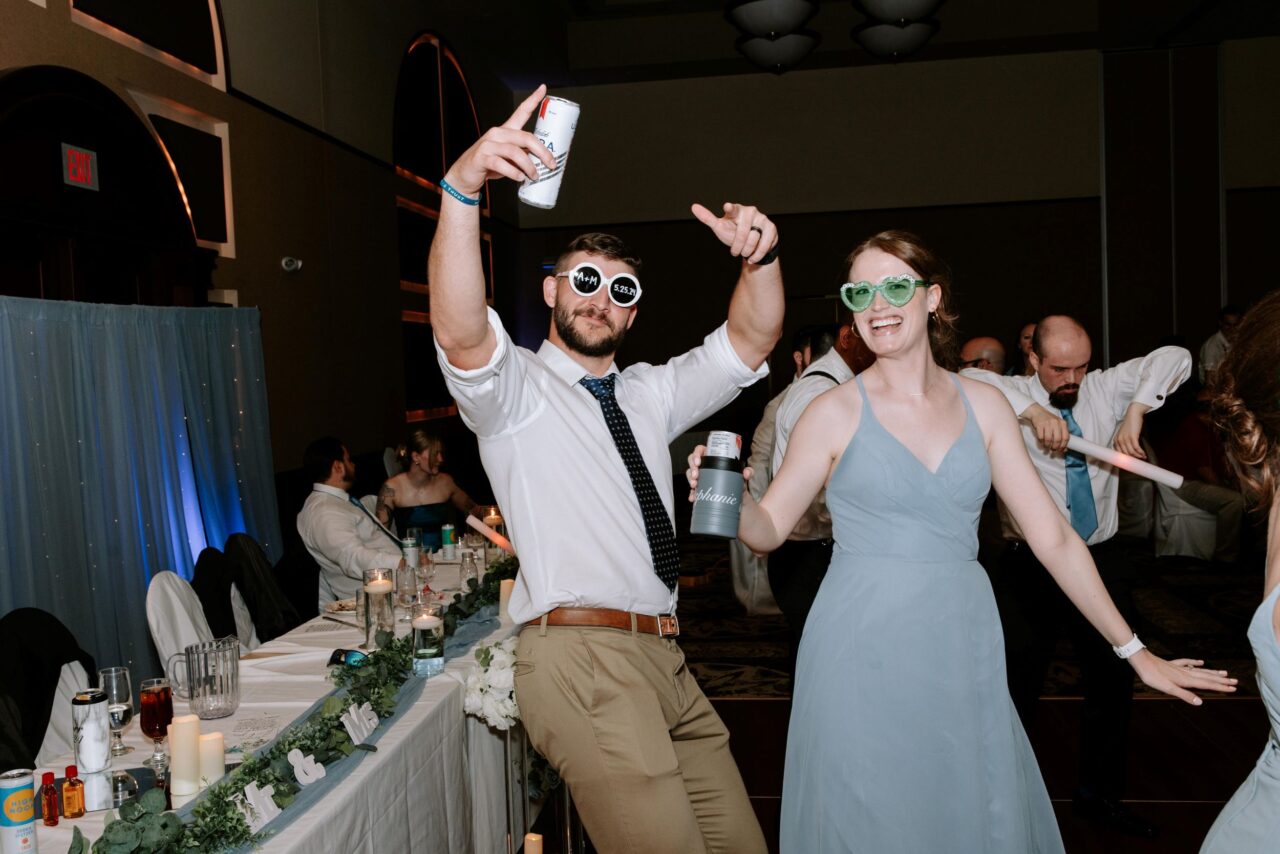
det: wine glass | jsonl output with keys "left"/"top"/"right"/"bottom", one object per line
{"left": 395, "top": 559, "right": 419, "bottom": 622}
{"left": 139, "top": 677, "right": 174, "bottom": 769}
{"left": 98, "top": 666, "right": 134, "bottom": 756}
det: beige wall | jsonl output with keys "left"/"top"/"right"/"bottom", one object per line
{"left": 518, "top": 50, "right": 1102, "bottom": 229}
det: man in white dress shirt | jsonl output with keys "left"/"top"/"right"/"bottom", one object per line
{"left": 296, "top": 437, "right": 402, "bottom": 611}
{"left": 1198, "top": 303, "right": 1242, "bottom": 383}
{"left": 427, "top": 86, "right": 780, "bottom": 853}
{"left": 768, "top": 316, "right": 873, "bottom": 668}
{"left": 963, "top": 315, "right": 1191, "bottom": 838}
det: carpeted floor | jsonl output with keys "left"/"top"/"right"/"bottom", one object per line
{"left": 677, "top": 533, "right": 1265, "bottom": 700}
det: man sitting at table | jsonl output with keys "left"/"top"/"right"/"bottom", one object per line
{"left": 297, "top": 437, "right": 402, "bottom": 611}
{"left": 428, "top": 85, "right": 780, "bottom": 854}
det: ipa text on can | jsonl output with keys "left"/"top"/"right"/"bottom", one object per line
{"left": 690, "top": 431, "right": 744, "bottom": 539}
{"left": 1, "top": 768, "right": 37, "bottom": 854}
{"left": 518, "top": 96, "right": 580, "bottom": 210}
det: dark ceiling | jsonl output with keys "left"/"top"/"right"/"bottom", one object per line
{"left": 462, "top": 0, "right": 1280, "bottom": 89}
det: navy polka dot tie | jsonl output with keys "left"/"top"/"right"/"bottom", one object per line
{"left": 581, "top": 374, "right": 681, "bottom": 590}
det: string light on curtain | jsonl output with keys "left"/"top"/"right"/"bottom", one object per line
{"left": 728, "top": 0, "right": 821, "bottom": 73}
{"left": 852, "top": 0, "right": 942, "bottom": 60}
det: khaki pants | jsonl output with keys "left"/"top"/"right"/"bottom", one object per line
{"left": 514, "top": 624, "right": 766, "bottom": 854}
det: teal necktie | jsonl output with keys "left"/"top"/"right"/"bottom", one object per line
{"left": 1060, "top": 408, "right": 1098, "bottom": 541}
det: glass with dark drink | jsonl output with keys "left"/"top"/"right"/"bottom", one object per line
{"left": 139, "top": 677, "right": 174, "bottom": 769}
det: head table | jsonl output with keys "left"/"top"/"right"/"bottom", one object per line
{"left": 33, "top": 596, "right": 525, "bottom": 853}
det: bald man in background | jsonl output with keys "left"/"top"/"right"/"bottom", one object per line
{"left": 959, "top": 336, "right": 1006, "bottom": 374}
{"left": 962, "top": 315, "right": 1191, "bottom": 839}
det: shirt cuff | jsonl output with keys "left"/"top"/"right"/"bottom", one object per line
{"left": 433, "top": 307, "right": 509, "bottom": 386}
{"left": 708, "top": 322, "right": 770, "bottom": 387}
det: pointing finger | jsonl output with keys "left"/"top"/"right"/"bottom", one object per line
{"left": 504, "top": 84, "right": 547, "bottom": 130}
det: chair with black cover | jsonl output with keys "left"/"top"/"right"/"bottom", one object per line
{"left": 0, "top": 608, "right": 96, "bottom": 770}
{"left": 274, "top": 538, "right": 322, "bottom": 621}
{"left": 191, "top": 547, "right": 259, "bottom": 652}
{"left": 224, "top": 533, "right": 302, "bottom": 641}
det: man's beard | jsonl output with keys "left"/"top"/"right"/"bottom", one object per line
{"left": 554, "top": 303, "right": 628, "bottom": 358}
{"left": 1049, "top": 384, "right": 1080, "bottom": 409}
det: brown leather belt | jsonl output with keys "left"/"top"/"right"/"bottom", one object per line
{"left": 526, "top": 607, "right": 680, "bottom": 638}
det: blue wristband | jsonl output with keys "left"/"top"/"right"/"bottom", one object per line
{"left": 440, "top": 178, "right": 481, "bottom": 206}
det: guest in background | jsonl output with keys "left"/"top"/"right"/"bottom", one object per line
{"left": 1201, "top": 289, "right": 1280, "bottom": 852}
{"left": 1148, "top": 389, "right": 1245, "bottom": 563}
{"left": 428, "top": 85, "right": 779, "bottom": 853}
{"left": 768, "top": 312, "right": 873, "bottom": 670}
{"left": 1010, "top": 321, "right": 1037, "bottom": 376}
{"left": 960, "top": 335, "right": 1007, "bottom": 374}
{"left": 375, "top": 430, "right": 480, "bottom": 550}
{"left": 297, "top": 437, "right": 402, "bottom": 609}
{"left": 1199, "top": 303, "right": 1244, "bottom": 384}
{"left": 963, "top": 316, "right": 1193, "bottom": 837}
{"left": 731, "top": 324, "right": 830, "bottom": 615}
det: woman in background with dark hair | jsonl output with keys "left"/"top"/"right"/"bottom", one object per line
{"left": 1202, "top": 291, "right": 1280, "bottom": 853}
{"left": 376, "top": 430, "right": 480, "bottom": 550}
{"left": 1009, "top": 320, "right": 1037, "bottom": 376}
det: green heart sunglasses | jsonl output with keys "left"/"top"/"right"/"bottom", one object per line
{"left": 840, "top": 276, "right": 928, "bottom": 312}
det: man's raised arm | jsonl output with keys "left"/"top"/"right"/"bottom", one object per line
{"left": 428, "top": 85, "right": 556, "bottom": 370}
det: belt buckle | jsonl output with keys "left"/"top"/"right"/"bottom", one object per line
{"left": 657, "top": 614, "right": 679, "bottom": 638}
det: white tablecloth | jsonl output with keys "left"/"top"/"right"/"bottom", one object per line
{"left": 34, "top": 610, "right": 522, "bottom": 853}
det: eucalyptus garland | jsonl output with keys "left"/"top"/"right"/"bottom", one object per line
{"left": 69, "top": 553, "right": 522, "bottom": 854}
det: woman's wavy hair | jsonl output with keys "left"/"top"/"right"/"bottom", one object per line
{"left": 844, "top": 230, "right": 959, "bottom": 370}
{"left": 1210, "top": 291, "right": 1280, "bottom": 509}
{"left": 395, "top": 430, "right": 442, "bottom": 472}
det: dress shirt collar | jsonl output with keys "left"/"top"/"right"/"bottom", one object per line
{"left": 536, "top": 338, "right": 621, "bottom": 386}
{"left": 802, "top": 347, "right": 855, "bottom": 384}
{"left": 312, "top": 483, "right": 350, "bottom": 501}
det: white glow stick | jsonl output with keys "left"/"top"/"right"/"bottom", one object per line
{"left": 465, "top": 514, "right": 516, "bottom": 555}
{"left": 1066, "top": 435, "right": 1184, "bottom": 489}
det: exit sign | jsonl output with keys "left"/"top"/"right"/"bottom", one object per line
{"left": 61, "top": 143, "right": 99, "bottom": 191}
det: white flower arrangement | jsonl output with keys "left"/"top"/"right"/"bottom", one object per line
{"left": 464, "top": 636, "right": 520, "bottom": 731}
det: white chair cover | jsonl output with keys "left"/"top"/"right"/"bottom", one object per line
{"left": 35, "top": 660, "right": 89, "bottom": 765}
{"left": 360, "top": 494, "right": 379, "bottom": 516}
{"left": 383, "top": 447, "right": 399, "bottom": 479}
{"left": 230, "top": 582, "right": 261, "bottom": 652}
{"left": 146, "top": 571, "right": 214, "bottom": 667}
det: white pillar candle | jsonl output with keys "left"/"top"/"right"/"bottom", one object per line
{"left": 168, "top": 714, "right": 201, "bottom": 795}
{"left": 524, "top": 833, "right": 543, "bottom": 854}
{"left": 198, "top": 731, "right": 225, "bottom": 788}
{"left": 411, "top": 613, "right": 443, "bottom": 631}
{"left": 499, "top": 579, "right": 515, "bottom": 621}
{"left": 363, "top": 578, "right": 394, "bottom": 594}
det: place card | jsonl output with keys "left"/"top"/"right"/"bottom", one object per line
{"left": 303, "top": 622, "right": 348, "bottom": 633}
{"left": 238, "top": 781, "right": 282, "bottom": 832}
{"left": 230, "top": 714, "right": 280, "bottom": 748}
{"left": 340, "top": 701, "right": 379, "bottom": 744}
{"left": 287, "top": 748, "right": 326, "bottom": 786}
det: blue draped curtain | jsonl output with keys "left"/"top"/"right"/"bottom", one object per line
{"left": 0, "top": 296, "right": 281, "bottom": 674}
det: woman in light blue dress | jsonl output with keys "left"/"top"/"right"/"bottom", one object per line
{"left": 1202, "top": 290, "right": 1280, "bottom": 852}
{"left": 688, "top": 231, "right": 1236, "bottom": 853}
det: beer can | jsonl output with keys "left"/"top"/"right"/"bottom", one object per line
{"left": 690, "top": 431, "right": 744, "bottom": 539}
{"left": 0, "top": 769, "right": 37, "bottom": 854}
{"left": 517, "top": 96, "right": 580, "bottom": 210}
{"left": 71, "top": 688, "right": 111, "bottom": 774}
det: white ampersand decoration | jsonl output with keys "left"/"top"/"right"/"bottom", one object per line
{"left": 340, "top": 701, "right": 380, "bottom": 744}
{"left": 287, "top": 748, "right": 327, "bottom": 786}
{"left": 238, "top": 781, "right": 282, "bottom": 832}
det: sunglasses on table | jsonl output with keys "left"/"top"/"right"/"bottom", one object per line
{"left": 556, "top": 262, "right": 642, "bottom": 308}
{"left": 839, "top": 276, "right": 928, "bottom": 312}
{"left": 328, "top": 649, "right": 369, "bottom": 667}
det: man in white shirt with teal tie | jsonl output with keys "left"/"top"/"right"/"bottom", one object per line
{"left": 963, "top": 315, "right": 1191, "bottom": 840}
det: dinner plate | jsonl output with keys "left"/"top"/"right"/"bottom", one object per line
{"left": 324, "top": 598, "right": 357, "bottom": 614}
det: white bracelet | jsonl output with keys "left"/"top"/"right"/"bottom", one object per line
{"left": 1112, "top": 633, "right": 1146, "bottom": 659}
